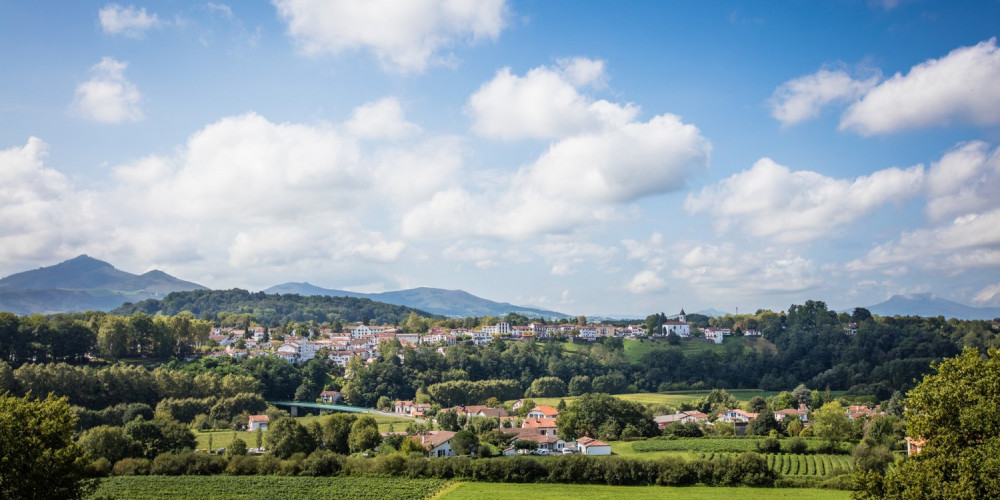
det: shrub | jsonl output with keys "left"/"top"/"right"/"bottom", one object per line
{"left": 785, "top": 437, "right": 808, "bottom": 454}
{"left": 112, "top": 458, "right": 151, "bottom": 476}
{"left": 224, "top": 455, "right": 259, "bottom": 475}
{"left": 300, "top": 450, "right": 341, "bottom": 476}
{"left": 757, "top": 437, "right": 781, "bottom": 453}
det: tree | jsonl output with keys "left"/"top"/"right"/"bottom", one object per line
{"left": 348, "top": 416, "right": 381, "bottom": 453}
{"left": 437, "top": 409, "right": 460, "bottom": 431}
{"left": 228, "top": 436, "right": 248, "bottom": 456}
{"left": 524, "top": 376, "right": 567, "bottom": 398}
{"left": 265, "top": 417, "right": 316, "bottom": 458}
{"left": 0, "top": 393, "right": 93, "bottom": 499}
{"left": 321, "top": 413, "right": 357, "bottom": 454}
{"left": 811, "top": 402, "right": 850, "bottom": 449}
{"left": 450, "top": 429, "right": 478, "bottom": 456}
{"left": 567, "top": 375, "right": 591, "bottom": 396}
{"left": 556, "top": 393, "right": 658, "bottom": 441}
{"left": 77, "top": 425, "right": 142, "bottom": 464}
{"left": 856, "top": 348, "right": 1000, "bottom": 499}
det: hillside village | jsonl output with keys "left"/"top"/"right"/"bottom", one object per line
{"left": 208, "top": 309, "right": 762, "bottom": 367}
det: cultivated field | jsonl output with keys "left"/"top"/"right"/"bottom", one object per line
{"left": 89, "top": 476, "right": 449, "bottom": 500}
{"left": 435, "top": 482, "right": 851, "bottom": 500}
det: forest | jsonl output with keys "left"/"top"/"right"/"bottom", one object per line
{"left": 112, "top": 288, "right": 442, "bottom": 326}
{"left": 2, "top": 299, "right": 997, "bottom": 412}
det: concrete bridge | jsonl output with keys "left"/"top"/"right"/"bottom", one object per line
{"left": 267, "top": 400, "right": 403, "bottom": 418}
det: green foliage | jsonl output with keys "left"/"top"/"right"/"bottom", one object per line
{"left": 347, "top": 416, "right": 380, "bottom": 454}
{"left": 812, "top": 402, "right": 851, "bottom": 446}
{"left": 451, "top": 429, "right": 479, "bottom": 456}
{"left": 0, "top": 393, "right": 93, "bottom": 499}
{"left": 113, "top": 288, "right": 442, "bottom": 326}
{"left": 426, "top": 379, "right": 522, "bottom": 407}
{"left": 92, "top": 476, "right": 450, "bottom": 500}
{"left": 855, "top": 348, "right": 1000, "bottom": 499}
{"left": 124, "top": 417, "right": 197, "bottom": 459}
{"left": 78, "top": 425, "right": 143, "bottom": 463}
{"left": 265, "top": 417, "right": 316, "bottom": 459}
{"left": 524, "top": 376, "right": 567, "bottom": 398}
{"left": 557, "top": 393, "right": 658, "bottom": 441}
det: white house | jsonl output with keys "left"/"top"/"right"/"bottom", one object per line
{"left": 481, "top": 322, "right": 510, "bottom": 336}
{"left": 717, "top": 409, "right": 758, "bottom": 423}
{"left": 576, "top": 437, "right": 611, "bottom": 456}
{"left": 413, "top": 431, "right": 458, "bottom": 457}
{"left": 525, "top": 406, "right": 559, "bottom": 420}
{"left": 704, "top": 327, "right": 729, "bottom": 344}
{"left": 248, "top": 414, "right": 269, "bottom": 431}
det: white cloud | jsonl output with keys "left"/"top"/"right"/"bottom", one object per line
{"left": 345, "top": 97, "right": 422, "bottom": 140}
{"left": 847, "top": 209, "right": 1000, "bottom": 273}
{"left": 404, "top": 110, "right": 710, "bottom": 239}
{"left": 769, "top": 69, "right": 878, "bottom": 126}
{"left": 533, "top": 240, "right": 617, "bottom": 276}
{"left": 924, "top": 141, "right": 1000, "bottom": 221}
{"left": 624, "top": 270, "right": 667, "bottom": 294}
{"left": 0, "top": 138, "right": 95, "bottom": 267}
{"left": 71, "top": 57, "right": 144, "bottom": 123}
{"left": 972, "top": 283, "right": 1000, "bottom": 305}
{"left": 467, "top": 58, "right": 636, "bottom": 141}
{"left": 672, "top": 243, "right": 820, "bottom": 295}
{"left": 685, "top": 157, "right": 924, "bottom": 242}
{"left": 840, "top": 38, "right": 1000, "bottom": 135}
{"left": 99, "top": 4, "right": 160, "bottom": 38}
{"left": 272, "top": 0, "right": 508, "bottom": 73}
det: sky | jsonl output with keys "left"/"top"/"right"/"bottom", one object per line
{"left": 2, "top": 1, "right": 1000, "bottom": 318}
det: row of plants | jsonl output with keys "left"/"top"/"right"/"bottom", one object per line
{"left": 93, "top": 450, "right": 779, "bottom": 488}
{"left": 632, "top": 437, "right": 852, "bottom": 454}
{"left": 90, "top": 473, "right": 450, "bottom": 499}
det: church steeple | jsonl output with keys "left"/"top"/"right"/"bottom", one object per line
{"left": 679, "top": 308, "right": 686, "bottom": 323}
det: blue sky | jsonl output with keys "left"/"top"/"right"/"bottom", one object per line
{"left": 2, "top": 1, "right": 999, "bottom": 317}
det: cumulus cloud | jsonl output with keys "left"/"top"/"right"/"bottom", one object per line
{"left": 685, "top": 158, "right": 924, "bottom": 242}
{"left": 0, "top": 138, "right": 94, "bottom": 267}
{"left": 345, "top": 97, "right": 422, "bottom": 140}
{"left": 847, "top": 209, "right": 1000, "bottom": 272}
{"left": 95, "top": 102, "right": 463, "bottom": 282}
{"left": 405, "top": 62, "right": 710, "bottom": 240}
{"left": 924, "top": 141, "right": 1000, "bottom": 221}
{"left": 624, "top": 270, "right": 667, "bottom": 294}
{"left": 71, "top": 57, "right": 143, "bottom": 123}
{"left": 672, "top": 243, "right": 820, "bottom": 295}
{"left": 467, "top": 58, "right": 636, "bottom": 140}
{"left": 273, "top": 0, "right": 507, "bottom": 73}
{"left": 769, "top": 69, "right": 878, "bottom": 126}
{"left": 840, "top": 38, "right": 1000, "bottom": 135}
{"left": 99, "top": 3, "right": 160, "bottom": 38}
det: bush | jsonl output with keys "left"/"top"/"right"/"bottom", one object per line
{"left": 785, "top": 437, "right": 808, "bottom": 454}
{"left": 757, "top": 437, "right": 781, "bottom": 453}
{"left": 300, "top": 450, "right": 341, "bottom": 476}
{"left": 112, "top": 458, "right": 151, "bottom": 476}
{"left": 224, "top": 455, "right": 259, "bottom": 475}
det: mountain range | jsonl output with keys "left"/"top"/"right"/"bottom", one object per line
{"left": 263, "top": 282, "right": 569, "bottom": 319}
{"left": 864, "top": 294, "right": 1000, "bottom": 320}
{"left": 1, "top": 257, "right": 997, "bottom": 321}
{"left": 0, "top": 255, "right": 206, "bottom": 315}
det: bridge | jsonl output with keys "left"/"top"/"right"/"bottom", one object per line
{"left": 267, "top": 400, "right": 404, "bottom": 418}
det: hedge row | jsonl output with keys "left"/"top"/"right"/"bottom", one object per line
{"left": 100, "top": 451, "right": 778, "bottom": 488}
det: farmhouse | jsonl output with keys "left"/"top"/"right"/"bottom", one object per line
{"left": 247, "top": 414, "right": 269, "bottom": 431}
{"left": 576, "top": 436, "right": 611, "bottom": 456}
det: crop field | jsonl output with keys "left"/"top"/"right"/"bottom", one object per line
{"left": 89, "top": 476, "right": 449, "bottom": 500}
{"left": 435, "top": 482, "right": 851, "bottom": 500}
{"left": 629, "top": 437, "right": 852, "bottom": 454}
{"left": 766, "top": 454, "right": 852, "bottom": 477}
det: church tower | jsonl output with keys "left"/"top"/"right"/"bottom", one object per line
{"left": 678, "top": 308, "right": 686, "bottom": 323}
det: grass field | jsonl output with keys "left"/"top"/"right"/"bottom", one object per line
{"left": 195, "top": 413, "right": 413, "bottom": 450}
{"left": 435, "top": 482, "right": 850, "bottom": 500}
{"left": 89, "top": 476, "right": 450, "bottom": 500}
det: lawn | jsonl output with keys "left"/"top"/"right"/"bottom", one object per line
{"left": 195, "top": 413, "right": 413, "bottom": 450}
{"left": 435, "top": 482, "right": 850, "bottom": 500}
{"left": 90, "top": 476, "right": 450, "bottom": 500}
